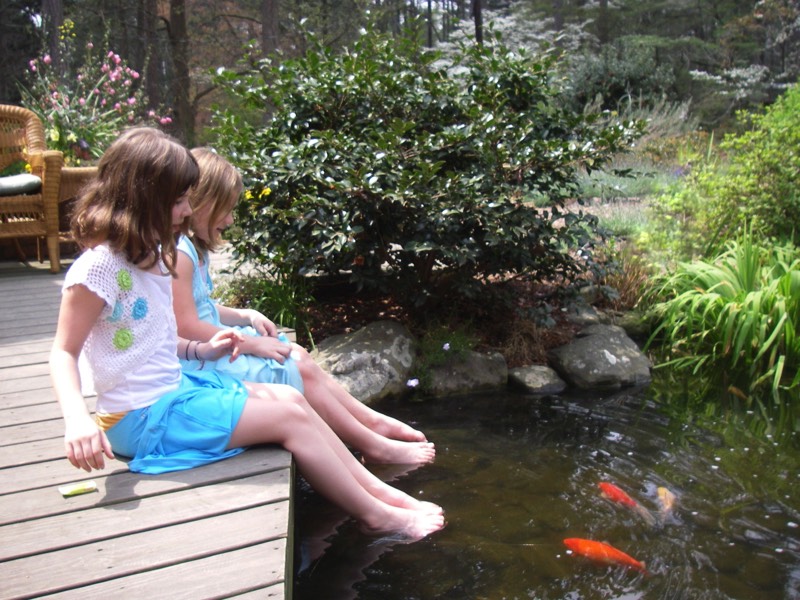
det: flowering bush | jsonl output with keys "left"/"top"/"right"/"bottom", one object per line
{"left": 19, "top": 20, "right": 172, "bottom": 165}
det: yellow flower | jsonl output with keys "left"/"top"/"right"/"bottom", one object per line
{"left": 24, "top": 163, "right": 31, "bottom": 173}
{"left": 260, "top": 187, "right": 272, "bottom": 198}
{"left": 244, "top": 190, "right": 253, "bottom": 200}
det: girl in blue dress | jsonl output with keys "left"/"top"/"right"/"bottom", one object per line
{"left": 50, "top": 128, "right": 444, "bottom": 540}
{"left": 172, "top": 148, "right": 435, "bottom": 465}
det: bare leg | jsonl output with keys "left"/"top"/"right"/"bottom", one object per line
{"left": 228, "top": 383, "right": 445, "bottom": 539}
{"left": 293, "top": 345, "right": 427, "bottom": 442}
{"left": 299, "top": 360, "right": 434, "bottom": 464}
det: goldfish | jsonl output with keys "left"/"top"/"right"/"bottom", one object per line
{"left": 563, "top": 538, "right": 648, "bottom": 574}
{"left": 598, "top": 482, "right": 657, "bottom": 526}
{"left": 657, "top": 486, "right": 676, "bottom": 515}
{"left": 598, "top": 482, "right": 638, "bottom": 507}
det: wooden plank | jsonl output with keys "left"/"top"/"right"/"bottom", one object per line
{"left": 0, "top": 437, "right": 63, "bottom": 469}
{"left": 0, "top": 418, "right": 64, "bottom": 446}
{"left": 37, "top": 543, "right": 287, "bottom": 600}
{"left": 1, "top": 470, "right": 291, "bottom": 561}
{"left": 0, "top": 386, "right": 62, "bottom": 410}
{"left": 0, "top": 372, "right": 55, "bottom": 394}
{"left": 0, "top": 503, "right": 290, "bottom": 599}
{"left": 0, "top": 448, "right": 290, "bottom": 525}
{"left": 0, "top": 338, "right": 53, "bottom": 358}
{"left": 0, "top": 361, "right": 51, "bottom": 380}
{"left": 0, "top": 401, "right": 64, "bottom": 427}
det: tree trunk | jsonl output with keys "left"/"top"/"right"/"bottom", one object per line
{"left": 169, "top": 0, "right": 193, "bottom": 145}
{"left": 472, "top": 0, "right": 483, "bottom": 44}
{"left": 262, "top": 0, "right": 279, "bottom": 57}
{"left": 41, "top": 0, "right": 64, "bottom": 73}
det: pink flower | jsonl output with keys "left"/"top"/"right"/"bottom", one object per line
{"left": 127, "top": 97, "right": 136, "bottom": 105}
{"left": 87, "top": 42, "right": 94, "bottom": 49}
{"left": 124, "top": 79, "right": 131, "bottom": 86}
{"left": 107, "top": 51, "right": 114, "bottom": 58}
{"left": 101, "top": 99, "right": 107, "bottom": 106}
{"left": 159, "top": 117, "right": 173, "bottom": 125}
{"left": 131, "top": 71, "right": 140, "bottom": 79}
{"left": 107, "top": 87, "right": 115, "bottom": 95}
{"left": 114, "top": 102, "right": 121, "bottom": 110}
{"left": 148, "top": 110, "right": 156, "bottom": 117}
{"left": 43, "top": 54, "right": 52, "bottom": 65}
{"left": 79, "top": 98, "right": 86, "bottom": 106}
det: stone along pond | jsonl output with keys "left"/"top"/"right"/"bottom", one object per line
{"left": 293, "top": 376, "right": 799, "bottom": 599}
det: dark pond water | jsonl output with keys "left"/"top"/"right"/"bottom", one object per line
{"left": 293, "top": 378, "right": 800, "bottom": 599}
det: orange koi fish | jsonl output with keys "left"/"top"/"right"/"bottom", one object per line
{"left": 598, "top": 482, "right": 638, "bottom": 507}
{"left": 598, "top": 482, "right": 657, "bottom": 526}
{"left": 563, "top": 538, "right": 648, "bottom": 574}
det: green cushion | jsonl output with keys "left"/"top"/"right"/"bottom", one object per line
{"left": 0, "top": 173, "right": 42, "bottom": 197}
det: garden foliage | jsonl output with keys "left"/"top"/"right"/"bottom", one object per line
{"left": 212, "top": 28, "right": 643, "bottom": 308}
{"left": 19, "top": 19, "right": 171, "bottom": 164}
{"left": 646, "top": 228, "right": 800, "bottom": 402}
{"left": 646, "top": 83, "right": 800, "bottom": 260}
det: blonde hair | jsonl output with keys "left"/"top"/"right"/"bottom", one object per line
{"left": 187, "top": 148, "right": 243, "bottom": 253}
{"left": 71, "top": 127, "right": 199, "bottom": 275}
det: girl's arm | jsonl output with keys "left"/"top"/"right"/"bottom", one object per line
{"left": 173, "top": 251, "right": 227, "bottom": 343}
{"left": 50, "top": 284, "right": 115, "bottom": 472}
{"left": 173, "top": 250, "right": 290, "bottom": 362}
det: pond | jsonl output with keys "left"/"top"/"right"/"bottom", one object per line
{"left": 293, "top": 375, "right": 800, "bottom": 599}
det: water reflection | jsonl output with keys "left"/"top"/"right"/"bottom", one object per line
{"left": 294, "top": 377, "right": 800, "bottom": 599}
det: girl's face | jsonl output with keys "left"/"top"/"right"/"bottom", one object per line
{"left": 194, "top": 202, "right": 235, "bottom": 244}
{"left": 172, "top": 193, "right": 193, "bottom": 232}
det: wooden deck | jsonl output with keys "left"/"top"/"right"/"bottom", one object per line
{"left": 0, "top": 259, "right": 294, "bottom": 599}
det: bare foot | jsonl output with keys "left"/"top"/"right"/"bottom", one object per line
{"left": 369, "top": 414, "right": 427, "bottom": 442}
{"left": 366, "top": 480, "right": 444, "bottom": 516}
{"left": 360, "top": 505, "right": 445, "bottom": 541}
{"left": 361, "top": 440, "right": 435, "bottom": 465}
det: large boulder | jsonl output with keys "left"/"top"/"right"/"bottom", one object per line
{"left": 310, "top": 320, "right": 416, "bottom": 404}
{"left": 548, "top": 324, "right": 651, "bottom": 390}
{"left": 509, "top": 365, "right": 567, "bottom": 395}
{"left": 427, "top": 351, "right": 508, "bottom": 397}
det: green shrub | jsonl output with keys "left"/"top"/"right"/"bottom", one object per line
{"left": 645, "top": 228, "right": 800, "bottom": 402}
{"left": 645, "top": 84, "right": 800, "bottom": 260}
{"left": 211, "top": 28, "right": 643, "bottom": 310}
{"left": 704, "top": 83, "right": 800, "bottom": 245}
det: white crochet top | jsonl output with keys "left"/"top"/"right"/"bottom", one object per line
{"left": 64, "top": 244, "right": 179, "bottom": 399}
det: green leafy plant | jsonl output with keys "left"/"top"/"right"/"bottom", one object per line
{"left": 19, "top": 19, "right": 171, "bottom": 165}
{"left": 644, "top": 83, "right": 800, "bottom": 261}
{"left": 214, "top": 269, "right": 314, "bottom": 338}
{"left": 645, "top": 227, "right": 800, "bottom": 402}
{"left": 211, "top": 26, "right": 644, "bottom": 311}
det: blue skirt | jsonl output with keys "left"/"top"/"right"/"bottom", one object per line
{"left": 106, "top": 370, "right": 248, "bottom": 474}
{"left": 181, "top": 331, "right": 305, "bottom": 394}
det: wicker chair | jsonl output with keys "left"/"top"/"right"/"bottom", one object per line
{"left": 0, "top": 104, "right": 64, "bottom": 273}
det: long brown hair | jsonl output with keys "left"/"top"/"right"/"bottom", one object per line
{"left": 71, "top": 127, "right": 199, "bottom": 275}
{"left": 187, "top": 148, "right": 243, "bottom": 253}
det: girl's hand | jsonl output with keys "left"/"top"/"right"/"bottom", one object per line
{"left": 200, "top": 330, "right": 246, "bottom": 362}
{"left": 64, "top": 415, "right": 115, "bottom": 472}
{"left": 244, "top": 309, "right": 278, "bottom": 337}
{"left": 247, "top": 334, "right": 293, "bottom": 363}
